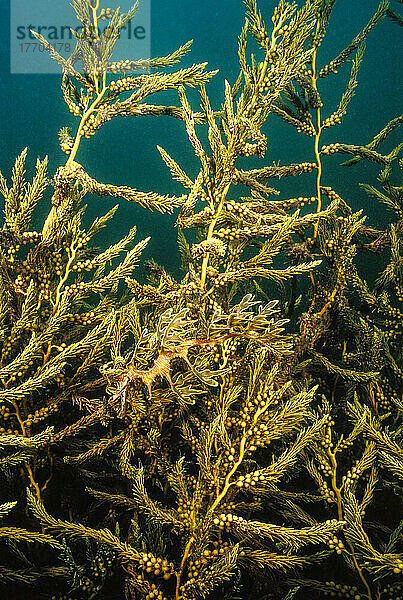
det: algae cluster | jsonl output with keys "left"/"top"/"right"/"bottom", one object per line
{"left": 0, "top": 1, "right": 402, "bottom": 599}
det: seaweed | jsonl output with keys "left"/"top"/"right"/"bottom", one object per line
{"left": 0, "top": 1, "right": 402, "bottom": 599}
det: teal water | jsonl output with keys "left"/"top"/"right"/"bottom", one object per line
{"left": 0, "top": 0, "right": 401, "bottom": 280}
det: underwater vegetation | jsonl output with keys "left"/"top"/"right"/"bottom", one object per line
{"left": 0, "top": 0, "right": 402, "bottom": 599}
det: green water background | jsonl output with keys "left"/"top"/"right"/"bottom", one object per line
{"left": 0, "top": 0, "right": 401, "bottom": 283}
